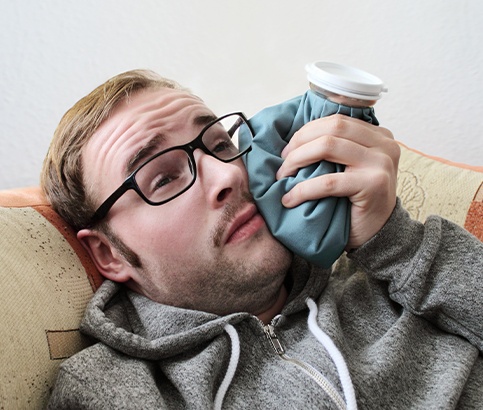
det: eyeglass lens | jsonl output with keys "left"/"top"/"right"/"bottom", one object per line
{"left": 134, "top": 113, "right": 249, "bottom": 204}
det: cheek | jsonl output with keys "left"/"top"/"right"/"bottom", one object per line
{"left": 115, "top": 201, "right": 208, "bottom": 258}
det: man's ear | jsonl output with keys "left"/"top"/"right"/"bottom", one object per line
{"left": 77, "top": 229, "right": 132, "bottom": 283}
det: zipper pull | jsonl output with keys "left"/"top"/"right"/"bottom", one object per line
{"left": 264, "top": 324, "right": 285, "bottom": 355}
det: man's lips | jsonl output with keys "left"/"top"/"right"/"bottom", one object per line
{"left": 224, "top": 204, "right": 264, "bottom": 245}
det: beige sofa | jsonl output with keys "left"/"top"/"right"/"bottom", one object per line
{"left": 1, "top": 144, "right": 482, "bottom": 409}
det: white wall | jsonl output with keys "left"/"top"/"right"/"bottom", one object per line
{"left": 1, "top": 0, "right": 482, "bottom": 190}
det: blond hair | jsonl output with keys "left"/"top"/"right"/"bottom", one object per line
{"left": 41, "top": 69, "right": 184, "bottom": 231}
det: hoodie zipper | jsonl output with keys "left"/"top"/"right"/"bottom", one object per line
{"left": 263, "top": 322, "right": 347, "bottom": 410}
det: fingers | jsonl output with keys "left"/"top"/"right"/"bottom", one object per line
{"left": 277, "top": 115, "right": 399, "bottom": 181}
{"left": 281, "top": 164, "right": 394, "bottom": 208}
{"left": 277, "top": 135, "right": 366, "bottom": 180}
{"left": 281, "top": 172, "right": 349, "bottom": 208}
{"left": 281, "top": 114, "right": 394, "bottom": 159}
{"left": 274, "top": 114, "right": 400, "bottom": 248}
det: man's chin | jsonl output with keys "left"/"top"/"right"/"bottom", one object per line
{"left": 247, "top": 237, "right": 293, "bottom": 278}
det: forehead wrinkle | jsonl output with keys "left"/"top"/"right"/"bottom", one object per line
{"left": 124, "top": 112, "right": 217, "bottom": 175}
{"left": 84, "top": 88, "right": 214, "bottom": 203}
{"left": 110, "top": 91, "right": 217, "bottom": 175}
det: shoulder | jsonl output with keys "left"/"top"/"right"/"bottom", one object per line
{"left": 60, "top": 342, "right": 156, "bottom": 382}
{"left": 49, "top": 343, "right": 163, "bottom": 409}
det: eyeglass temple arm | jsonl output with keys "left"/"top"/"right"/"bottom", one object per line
{"left": 88, "top": 181, "right": 133, "bottom": 227}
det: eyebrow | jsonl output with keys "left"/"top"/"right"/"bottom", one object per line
{"left": 126, "top": 134, "right": 166, "bottom": 177}
{"left": 193, "top": 114, "right": 217, "bottom": 127}
{"left": 124, "top": 114, "right": 218, "bottom": 177}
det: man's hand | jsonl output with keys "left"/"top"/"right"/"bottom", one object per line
{"left": 276, "top": 114, "right": 400, "bottom": 249}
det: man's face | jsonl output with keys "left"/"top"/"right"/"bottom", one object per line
{"left": 81, "top": 88, "right": 292, "bottom": 316}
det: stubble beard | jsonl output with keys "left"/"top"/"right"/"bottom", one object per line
{"left": 189, "top": 192, "right": 293, "bottom": 316}
{"left": 192, "top": 235, "right": 292, "bottom": 316}
{"left": 127, "top": 191, "right": 293, "bottom": 315}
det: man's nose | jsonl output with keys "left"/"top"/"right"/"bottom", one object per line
{"left": 194, "top": 151, "right": 247, "bottom": 208}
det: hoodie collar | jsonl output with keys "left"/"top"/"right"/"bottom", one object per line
{"left": 80, "top": 256, "right": 331, "bottom": 360}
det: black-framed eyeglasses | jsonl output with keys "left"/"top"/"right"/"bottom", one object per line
{"left": 87, "top": 112, "right": 253, "bottom": 227}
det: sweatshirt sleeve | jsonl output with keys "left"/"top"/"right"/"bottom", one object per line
{"left": 348, "top": 199, "right": 483, "bottom": 352}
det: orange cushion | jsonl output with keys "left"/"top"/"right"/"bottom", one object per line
{"left": 0, "top": 186, "right": 103, "bottom": 289}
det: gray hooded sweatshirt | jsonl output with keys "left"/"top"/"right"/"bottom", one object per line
{"left": 48, "top": 202, "right": 483, "bottom": 409}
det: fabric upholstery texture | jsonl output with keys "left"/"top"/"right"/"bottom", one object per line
{"left": 0, "top": 187, "right": 102, "bottom": 409}
{"left": 0, "top": 144, "right": 481, "bottom": 408}
{"left": 396, "top": 143, "right": 483, "bottom": 237}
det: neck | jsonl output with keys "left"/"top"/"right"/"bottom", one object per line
{"left": 256, "top": 285, "right": 288, "bottom": 324}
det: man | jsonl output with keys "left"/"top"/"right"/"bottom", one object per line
{"left": 43, "top": 70, "right": 482, "bottom": 409}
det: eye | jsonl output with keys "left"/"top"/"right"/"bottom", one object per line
{"left": 148, "top": 159, "right": 187, "bottom": 193}
{"left": 136, "top": 150, "right": 192, "bottom": 201}
{"left": 153, "top": 173, "right": 178, "bottom": 190}
{"left": 212, "top": 137, "right": 236, "bottom": 154}
{"left": 204, "top": 131, "right": 238, "bottom": 158}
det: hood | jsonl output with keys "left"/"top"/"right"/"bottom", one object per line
{"left": 80, "top": 256, "right": 331, "bottom": 361}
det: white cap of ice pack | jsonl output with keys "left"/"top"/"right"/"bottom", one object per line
{"left": 305, "top": 61, "right": 387, "bottom": 101}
